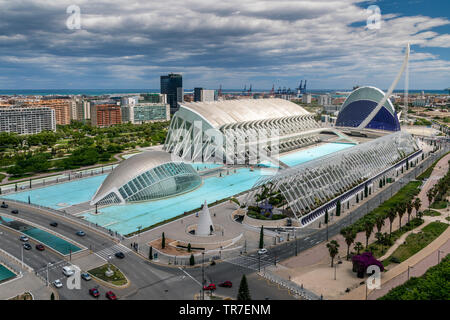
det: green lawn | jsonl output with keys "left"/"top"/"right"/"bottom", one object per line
{"left": 422, "top": 209, "right": 441, "bottom": 217}
{"left": 366, "top": 218, "right": 424, "bottom": 259}
{"left": 88, "top": 264, "right": 127, "bottom": 286}
{"left": 383, "top": 222, "right": 448, "bottom": 267}
{"left": 430, "top": 201, "right": 448, "bottom": 209}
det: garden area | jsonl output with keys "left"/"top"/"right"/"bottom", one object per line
{"left": 383, "top": 221, "right": 448, "bottom": 267}
{"left": 378, "top": 254, "right": 450, "bottom": 300}
{"left": 88, "top": 263, "right": 128, "bottom": 286}
{"left": 0, "top": 121, "right": 169, "bottom": 180}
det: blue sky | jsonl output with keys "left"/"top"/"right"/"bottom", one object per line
{"left": 0, "top": 0, "right": 448, "bottom": 90}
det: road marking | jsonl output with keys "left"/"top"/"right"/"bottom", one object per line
{"left": 178, "top": 267, "right": 202, "bottom": 286}
{"left": 94, "top": 243, "right": 131, "bottom": 261}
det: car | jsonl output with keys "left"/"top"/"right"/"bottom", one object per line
{"left": 258, "top": 248, "right": 268, "bottom": 255}
{"left": 23, "top": 243, "right": 32, "bottom": 250}
{"left": 89, "top": 288, "right": 100, "bottom": 298}
{"left": 49, "top": 222, "right": 58, "bottom": 227}
{"left": 36, "top": 244, "right": 45, "bottom": 251}
{"left": 19, "top": 235, "right": 29, "bottom": 242}
{"left": 81, "top": 273, "right": 91, "bottom": 281}
{"left": 218, "top": 281, "right": 232, "bottom": 288}
{"left": 115, "top": 252, "right": 125, "bottom": 259}
{"left": 106, "top": 291, "right": 117, "bottom": 300}
{"left": 11, "top": 209, "right": 18, "bottom": 214}
{"left": 203, "top": 284, "right": 216, "bottom": 291}
{"left": 62, "top": 266, "right": 75, "bottom": 277}
{"left": 53, "top": 279, "right": 63, "bottom": 288}
{"left": 76, "top": 231, "right": 86, "bottom": 237}
{"left": 1, "top": 202, "right": 8, "bottom": 208}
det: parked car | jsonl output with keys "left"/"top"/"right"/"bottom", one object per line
{"left": 1, "top": 202, "right": 8, "bottom": 208}
{"left": 258, "top": 248, "right": 268, "bottom": 255}
{"left": 19, "top": 235, "right": 29, "bottom": 242}
{"left": 218, "top": 281, "right": 233, "bottom": 288}
{"left": 35, "top": 244, "right": 45, "bottom": 251}
{"left": 106, "top": 291, "right": 117, "bottom": 300}
{"left": 53, "top": 279, "right": 63, "bottom": 288}
{"left": 62, "top": 266, "right": 75, "bottom": 277}
{"left": 76, "top": 231, "right": 86, "bottom": 237}
{"left": 203, "top": 283, "right": 216, "bottom": 291}
{"left": 49, "top": 222, "right": 58, "bottom": 227}
{"left": 115, "top": 252, "right": 125, "bottom": 259}
{"left": 11, "top": 209, "right": 18, "bottom": 214}
{"left": 23, "top": 243, "right": 32, "bottom": 250}
{"left": 89, "top": 288, "right": 100, "bottom": 298}
{"left": 81, "top": 273, "right": 91, "bottom": 281}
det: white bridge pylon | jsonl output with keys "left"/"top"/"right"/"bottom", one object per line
{"left": 357, "top": 43, "right": 410, "bottom": 130}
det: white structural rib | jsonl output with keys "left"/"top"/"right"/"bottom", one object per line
{"left": 357, "top": 43, "right": 410, "bottom": 130}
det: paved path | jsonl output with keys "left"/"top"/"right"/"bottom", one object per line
{"left": 340, "top": 152, "right": 450, "bottom": 300}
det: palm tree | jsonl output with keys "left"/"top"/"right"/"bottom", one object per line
{"left": 340, "top": 228, "right": 356, "bottom": 260}
{"left": 406, "top": 201, "right": 413, "bottom": 225}
{"left": 413, "top": 198, "right": 421, "bottom": 219}
{"left": 364, "top": 220, "right": 375, "bottom": 247}
{"left": 397, "top": 203, "right": 406, "bottom": 230}
{"left": 426, "top": 189, "right": 434, "bottom": 206}
{"left": 375, "top": 214, "right": 385, "bottom": 233}
{"left": 387, "top": 208, "right": 396, "bottom": 238}
{"left": 326, "top": 240, "right": 340, "bottom": 267}
{"left": 354, "top": 242, "right": 363, "bottom": 255}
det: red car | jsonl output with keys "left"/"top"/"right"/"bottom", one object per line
{"left": 35, "top": 244, "right": 45, "bottom": 251}
{"left": 203, "top": 283, "right": 216, "bottom": 291}
{"left": 219, "top": 281, "right": 232, "bottom": 288}
{"left": 89, "top": 288, "right": 100, "bottom": 298}
{"left": 106, "top": 291, "right": 117, "bottom": 300}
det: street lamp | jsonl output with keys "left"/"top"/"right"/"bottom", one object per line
{"left": 438, "top": 250, "right": 444, "bottom": 264}
{"left": 407, "top": 265, "right": 413, "bottom": 280}
{"left": 202, "top": 252, "right": 205, "bottom": 300}
{"left": 46, "top": 262, "right": 52, "bottom": 286}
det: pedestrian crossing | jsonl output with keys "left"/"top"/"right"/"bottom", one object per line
{"left": 94, "top": 244, "right": 131, "bottom": 261}
{"left": 224, "top": 254, "right": 276, "bottom": 271}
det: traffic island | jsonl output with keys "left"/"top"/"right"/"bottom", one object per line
{"left": 88, "top": 263, "right": 129, "bottom": 288}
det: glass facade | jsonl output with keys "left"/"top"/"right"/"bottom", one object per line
{"left": 96, "top": 162, "right": 201, "bottom": 204}
{"left": 134, "top": 104, "right": 167, "bottom": 122}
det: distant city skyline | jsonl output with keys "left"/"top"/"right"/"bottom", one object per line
{"left": 0, "top": 0, "right": 449, "bottom": 90}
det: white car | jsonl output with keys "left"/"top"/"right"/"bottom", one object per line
{"left": 62, "top": 266, "right": 75, "bottom": 277}
{"left": 258, "top": 248, "right": 268, "bottom": 255}
{"left": 19, "top": 235, "right": 29, "bottom": 242}
{"left": 53, "top": 279, "right": 63, "bottom": 288}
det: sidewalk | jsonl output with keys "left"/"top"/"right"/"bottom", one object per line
{"left": 0, "top": 271, "right": 55, "bottom": 300}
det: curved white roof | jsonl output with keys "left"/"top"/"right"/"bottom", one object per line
{"left": 341, "top": 86, "right": 396, "bottom": 115}
{"left": 91, "top": 150, "right": 180, "bottom": 204}
{"left": 179, "top": 98, "right": 310, "bottom": 128}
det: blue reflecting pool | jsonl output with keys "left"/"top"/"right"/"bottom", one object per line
{"left": 1, "top": 142, "right": 355, "bottom": 235}
{"left": 0, "top": 265, "right": 15, "bottom": 282}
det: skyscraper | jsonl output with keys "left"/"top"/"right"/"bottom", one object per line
{"left": 160, "top": 73, "right": 183, "bottom": 114}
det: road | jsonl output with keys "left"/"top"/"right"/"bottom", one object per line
{"left": 0, "top": 203, "right": 293, "bottom": 300}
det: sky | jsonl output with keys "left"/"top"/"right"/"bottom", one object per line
{"left": 0, "top": 0, "right": 449, "bottom": 90}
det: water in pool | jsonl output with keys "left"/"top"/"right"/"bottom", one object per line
{"left": 2, "top": 142, "right": 354, "bottom": 235}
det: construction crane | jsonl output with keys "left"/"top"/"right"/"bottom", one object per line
{"left": 297, "top": 80, "right": 307, "bottom": 95}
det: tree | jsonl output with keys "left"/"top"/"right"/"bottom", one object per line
{"left": 375, "top": 214, "right": 385, "bottom": 233}
{"left": 406, "top": 201, "right": 413, "bottom": 225}
{"left": 326, "top": 240, "right": 339, "bottom": 267}
{"left": 364, "top": 220, "right": 375, "bottom": 248}
{"left": 149, "top": 246, "right": 153, "bottom": 260}
{"left": 336, "top": 200, "right": 341, "bottom": 217}
{"left": 50, "top": 292, "right": 55, "bottom": 300}
{"left": 259, "top": 226, "right": 264, "bottom": 249}
{"left": 414, "top": 198, "right": 422, "bottom": 218}
{"left": 187, "top": 243, "right": 192, "bottom": 252}
{"left": 397, "top": 203, "right": 406, "bottom": 230}
{"left": 237, "top": 275, "right": 251, "bottom": 300}
{"left": 161, "top": 232, "right": 166, "bottom": 249}
{"left": 387, "top": 208, "right": 397, "bottom": 237}
{"left": 189, "top": 254, "right": 195, "bottom": 266}
{"left": 354, "top": 242, "right": 363, "bottom": 255}
{"left": 341, "top": 228, "right": 356, "bottom": 260}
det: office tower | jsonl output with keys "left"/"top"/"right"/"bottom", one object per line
{"left": 160, "top": 73, "right": 183, "bottom": 114}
